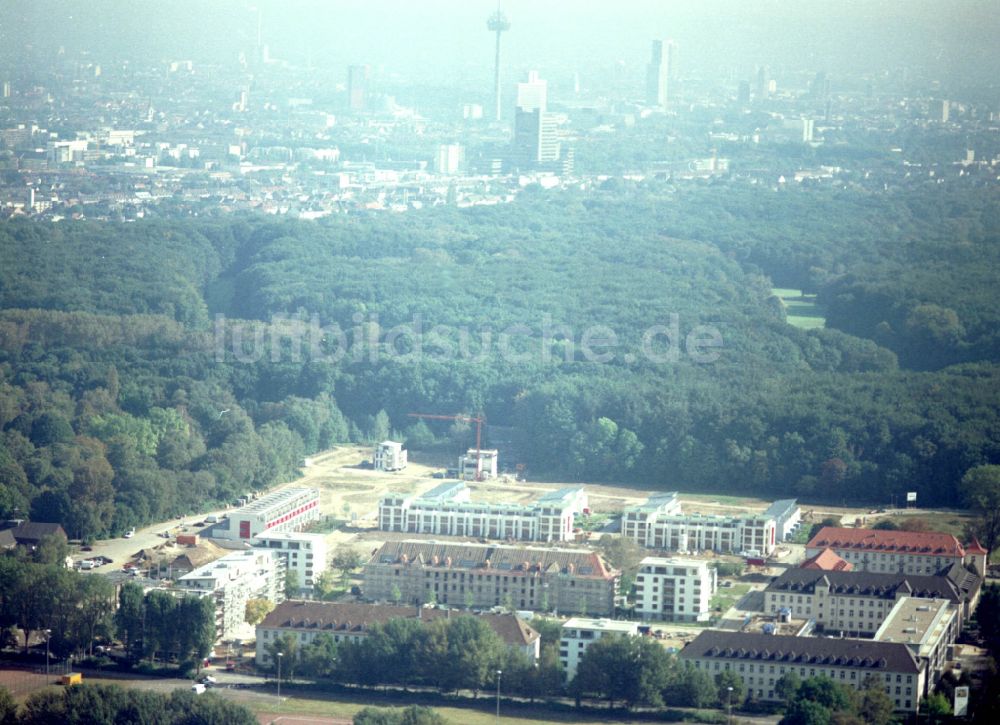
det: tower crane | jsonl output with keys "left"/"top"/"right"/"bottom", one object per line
{"left": 408, "top": 412, "right": 487, "bottom": 480}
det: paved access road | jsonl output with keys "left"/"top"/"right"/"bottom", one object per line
{"left": 77, "top": 509, "right": 233, "bottom": 572}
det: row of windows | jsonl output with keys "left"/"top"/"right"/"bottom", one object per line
{"left": 693, "top": 659, "right": 913, "bottom": 685}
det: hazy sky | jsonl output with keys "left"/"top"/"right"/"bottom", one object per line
{"left": 3, "top": 1, "right": 999, "bottom": 87}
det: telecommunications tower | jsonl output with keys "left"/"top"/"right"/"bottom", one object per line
{"left": 486, "top": 1, "right": 511, "bottom": 121}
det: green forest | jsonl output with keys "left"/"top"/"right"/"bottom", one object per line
{"left": 1, "top": 180, "right": 999, "bottom": 538}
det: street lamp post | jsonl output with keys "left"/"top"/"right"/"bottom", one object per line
{"left": 495, "top": 669, "right": 502, "bottom": 724}
{"left": 44, "top": 629, "right": 51, "bottom": 677}
{"left": 276, "top": 652, "right": 283, "bottom": 701}
{"left": 727, "top": 686, "right": 733, "bottom": 725}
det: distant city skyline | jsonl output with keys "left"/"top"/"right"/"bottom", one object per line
{"left": 1, "top": 1, "right": 999, "bottom": 88}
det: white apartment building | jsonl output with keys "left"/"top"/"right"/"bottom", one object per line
{"left": 559, "top": 617, "right": 640, "bottom": 679}
{"left": 680, "top": 630, "right": 926, "bottom": 713}
{"left": 621, "top": 492, "right": 683, "bottom": 543}
{"left": 378, "top": 483, "right": 587, "bottom": 543}
{"left": 252, "top": 531, "right": 328, "bottom": 589}
{"left": 177, "top": 548, "right": 286, "bottom": 641}
{"left": 459, "top": 448, "right": 498, "bottom": 480}
{"left": 634, "top": 556, "right": 716, "bottom": 622}
{"left": 217, "top": 487, "right": 321, "bottom": 541}
{"left": 373, "top": 441, "right": 407, "bottom": 471}
{"left": 623, "top": 492, "right": 788, "bottom": 556}
{"left": 764, "top": 499, "right": 801, "bottom": 542}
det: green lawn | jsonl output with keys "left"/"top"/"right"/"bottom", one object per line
{"left": 680, "top": 493, "right": 760, "bottom": 506}
{"left": 244, "top": 688, "right": 715, "bottom": 724}
{"left": 710, "top": 583, "right": 752, "bottom": 614}
{"left": 771, "top": 288, "right": 826, "bottom": 330}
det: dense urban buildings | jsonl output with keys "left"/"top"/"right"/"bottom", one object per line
{"left": 361, "top": 540, "right": 619, "bottom": 615}
{"left": 378, "top": 483, "right": 587, "bottom": 542}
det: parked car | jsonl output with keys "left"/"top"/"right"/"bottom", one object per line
{"left": 123, "top": 528, "right": 135, "bottom": 538}
{"left": 78, "top": 559, "right": 96, "bottom": 570}
{"left": 191, "top": 684, "right": 206, "bottom": 694}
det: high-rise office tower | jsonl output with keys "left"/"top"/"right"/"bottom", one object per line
{"left": 755, "top": 66, "right": 768, "bottom": 100}
{"left": 347, "top": 65, "right": 370, "bottom": 111}
{"left": 646, "top": 39, "right": 674, "bottom": 107}
{"left": 512, "top": 71, "right": 560, "bottom": 168}
{"left": 737, "top": 81, "right": 751, "bottom": 106}
{"left": 516, "top": 70, "right": 547, "bottom": 112}
{"left": 513, "top": 109, "right": 561, "bottom": 166}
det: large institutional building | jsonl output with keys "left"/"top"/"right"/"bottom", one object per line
{"left": 634, "top": 556, "right": 716, "bottom": 622}
{"left": 361, "top": 540, "right": 619, "bottom": 616}
{"left": 622, "top": 494, "right": 799, "bottom": 556}
{"left": 805, "top": 527, "right": 987, "bottom": 577}
{"left": 679, "top": 630, "right": 926, "bottom": 713}
{"left": 217, "top": 487, "right": 321, "bottom": 541}
{"left": 763, "top": 564, "right": 981, "bottom": 634}
{"left": 874, "top": 596, "right": 958, "bottom": 694}
{"left": 378, "top": 483, "right": 588, "bottom": 543}
{"left": 256, "top": 600, "right": 540, "bottom": 667}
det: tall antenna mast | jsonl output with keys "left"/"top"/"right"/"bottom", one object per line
{"left": 486, "top": 1, "right": 511, "bottom": 121}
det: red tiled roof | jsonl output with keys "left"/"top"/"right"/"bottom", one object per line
{"left": 801, "top": 547, "right": 853, "bottom": 572}
{"left": 806, "top": 527, "right": 965, "bottom": 557}
{"left": 966, "top": 538, "right": 987, "bottom": 555}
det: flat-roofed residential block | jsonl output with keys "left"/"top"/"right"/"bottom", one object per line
{"left": 216, "top": 487, "right": 321, "bottom": 541}
{"left": 378, "top": 483, "right": 587, "bottom": 542}
{"left": 634, "top": 556, "right": 716, "bottom": 622}
{"left": 559, "top": 617, "right": 640, "bottom": 678}
{"left": 622, "top": 494, "right": 798, "bottom": 556}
